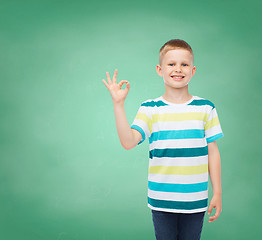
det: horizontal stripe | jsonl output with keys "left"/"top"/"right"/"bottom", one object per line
{"left": 148, "top": 189, "right": 208, "bottom": 201}
{"left": 148, "top": 173, "right": 208, "bottom": 184}
{"left": 149, "top": 146, "right": 208, "bottom": 159}
{"left": 152, "top": 112, "right": 208, "bottom": 123}
{"left": 149, "top": 155, "right": 208, "bottom": 167}
{"left": 148, "top": 204, "right": 208, "bottom": 213}
{"left": 141, "top": 100, "right": 168, "bottom": 107}
{"left": 151, "top": 119, "right": 205, "bottom": 131}
{"left": 131, "top": 112, "right": 152, "bottom": 133}
{"left": 148, "top": 181, "right": 208, "bottom": 193}
{"left": 142, "top": 98, "right": 215, "bottom": 109}
{"left": 188, "top": 99, "right": 215, "bottom": 109}
{"left": 205, "top": 116, "right": 220, "bottom": 130}
{"left": 149, "top": 138, "right": 207, "bottom": 150}
{"left": 148, "top": 196, "right": 208, "bottom": 210}
{"left": 206, "top": 132, "right": 224, "bottom": 143}
{"left": 130, "top": 125, "right": 145, "bottom": 145}
{"left": 150, "top": 129, "right": 205, "bottom": 144}
{"left": 148, "top": 164, "right": 208, "bottom": 175}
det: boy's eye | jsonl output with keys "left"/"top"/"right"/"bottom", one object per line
{"left": 168, "top": 63, "right": 188, "bottom": 66}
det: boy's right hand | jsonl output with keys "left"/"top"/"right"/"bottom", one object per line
{"left": 102, "top": 69, "right": 130, "bottom": 104}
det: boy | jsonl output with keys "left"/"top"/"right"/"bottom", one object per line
{"left": 102, "top": 39, "right": 224, "bottom": 240}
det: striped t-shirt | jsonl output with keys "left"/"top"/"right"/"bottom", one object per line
{"left": 130, "top": 95, "right": 224, "bottom": 214}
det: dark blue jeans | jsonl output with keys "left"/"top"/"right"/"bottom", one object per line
{"left": 151, "top": 209, "right": 205, "bottom": 240}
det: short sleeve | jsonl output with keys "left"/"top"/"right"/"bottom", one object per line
{"left": 130, "top": 102, "right": 152, "bottom": 145}
{"left": 204, "top": 106, "right": 224, "bottom": 144}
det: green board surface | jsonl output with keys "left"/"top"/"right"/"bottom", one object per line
{"left": 1, "top": 0, "right": 261, "bottom": 239}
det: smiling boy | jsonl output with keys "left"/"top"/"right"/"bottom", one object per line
{"left": 102, "top": 39, "right": 224, "bottom": 240}
{"left": 157, "top": 46, "right": 196, "bottom": 103}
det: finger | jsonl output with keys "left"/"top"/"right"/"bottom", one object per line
{"left": 119, "top": 80, "right": 129, "bottom": 88}
{"left": 125, "top": 81, "right": 130, "bottom": 90}
{"left": 209, "top": 214, "right": 217, "bottom": 220}
{"left": 208, "top": 215, "right": 217, "bottom": 222}
{"left": 207, "top": 206, "right": 213, "bottom": 215}
{"left": 102, "top": 79, "right": 110, "bottom": 90}
{"left": 212, "top": 209, "right": 221, "bottom": 219}
{"left": 209, "top": 209, "right": 219, "bottom": 222}
{"left": 208, "top": 214, "right": 216, "bottom": 222}
{"left": 112, "top": 69, "right": 118, "bottom": 84}
{"left": 124, "top": 81, "right": 130, "bottom": 93}
{"left": 106, "top": 72, "right": 112, "bottom": 84}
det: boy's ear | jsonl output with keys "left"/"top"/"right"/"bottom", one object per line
{"left": 192, "top": 66, "right": 196, "bottom": 76}
{"left": 156, "top": 65, "right": 163, "bottom": 77}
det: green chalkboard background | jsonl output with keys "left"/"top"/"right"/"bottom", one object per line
{"left": 1, "top": 0, "right": 261, "bottom": 239}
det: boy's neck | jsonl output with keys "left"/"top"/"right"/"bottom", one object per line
{"left": 162, "top": 90, "right": 193, "bottom": 104}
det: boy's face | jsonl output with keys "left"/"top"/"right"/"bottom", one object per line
{"left": 156, "top": 49, "right": 196, "bottom": 90}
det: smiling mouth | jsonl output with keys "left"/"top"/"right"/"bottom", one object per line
{"left": 171, "top": 75, "right": 185, "bottom": 79}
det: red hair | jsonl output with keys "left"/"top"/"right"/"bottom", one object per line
{"left": 159, "top": 39, "right": 194, "bottom": 66}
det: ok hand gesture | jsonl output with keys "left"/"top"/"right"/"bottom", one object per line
{"left": 102, "top": 69, "right": 130, "bottom": 104}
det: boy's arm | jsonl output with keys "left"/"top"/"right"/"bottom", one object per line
{"left": 207, "top": 140, "right": 222, "bottom": 223}
{"left": 102, "top": 69, "right": 141, "bottom": 150}
{"left": 208, "top": 141, "right": 222, "bottom": 195}
{"left": 113, "top": 102, "right": 142, "bottom": 150}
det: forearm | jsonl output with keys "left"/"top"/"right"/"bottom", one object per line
{"left": 113, "top": 102, "right": 134, "bottom": 149}
{"left": 208, "top": 146, "right": 222, "bottom": 196}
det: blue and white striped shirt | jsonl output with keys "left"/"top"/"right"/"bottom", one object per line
{"left": 131, "top": 95, "right": 224, "bottom": 213}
